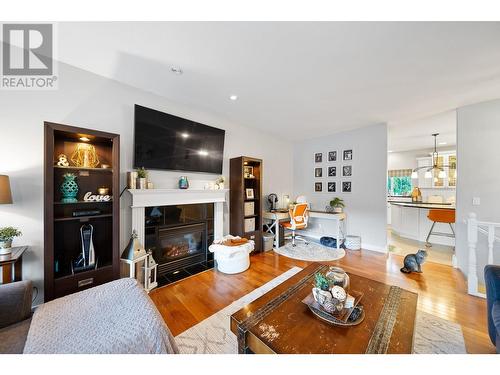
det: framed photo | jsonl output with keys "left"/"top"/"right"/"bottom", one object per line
{"left": 342, "top": 181, "right": 352, "bottom": 193}
{"left": 245, "top": 188, "right": 254, "bottom": 199}
{"left": 328, "top": 182, "right": 336, "bottom": 192}
{"left": 328, "top": 151, "right": 337, "bottom": 162}
{"left": 328, "top": 166, "right": 336, "bottom": 177}
{"left": 315, "top": 167, "right": 323, "bottom": 178}
{"left": 343, "top": 149, "right": 353, "bottom": 161}
{"left": 315, "top": 182, "right": 322, "bottom": 192}
{"left": 342, "top": 165, "right": 352, "bottom": 177}
{"left": 243, "top": 166, "right": 254, "bottom": 178}
{"left": 315, "top": 153, "right": 323, "bottom": 163}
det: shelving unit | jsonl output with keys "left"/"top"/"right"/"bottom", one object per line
{"left": 44, "top": 122, "right": 120, "bottom": 301}
{"left": 230, "top": 156, "right": 263, "bottom": 252}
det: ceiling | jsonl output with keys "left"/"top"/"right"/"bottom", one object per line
{"left": 56, "top": 22, "right": 500, "bottom": 141}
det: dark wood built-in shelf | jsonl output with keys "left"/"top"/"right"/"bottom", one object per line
{"left": 230, "top": 156, "right": 263, "bottom": 252}
{"left": 54, "top": 214, "right": 113, "bottom": 222}
{"left": 54, "top": 165, "right": 113, "bottom": 173}
{"left": 44, "top": 122, "right": 120, "bottom": 301}
{"left": 54, "top": 200, "right": 113, "bottom": 205}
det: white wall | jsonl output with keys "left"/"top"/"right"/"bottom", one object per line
{"left": 293, "top": 124, "right": 388, "bottom": 252}
{"left": 0, "top": 62, "right": 294, "bottom": 304}
{"left": 456, "top": 99, "right": 500, "bottom": 281}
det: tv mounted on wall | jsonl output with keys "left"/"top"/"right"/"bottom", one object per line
{"left": 134, "top": 105, "right": 226, "bottom": 174}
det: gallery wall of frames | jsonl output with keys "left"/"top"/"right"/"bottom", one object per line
{"left": 314, "top": 149, "right": 353, "bottom": 194}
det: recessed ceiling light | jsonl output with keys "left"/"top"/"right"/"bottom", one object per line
{"left": 170, "top": 66, "right": 183, "bottom": 75}
{"left": 80, "top": 136, "right": 90, "bottom": 142}
{"left": 180, "top": 132, "right": 189, "bottom": 139}
{"left": 229, "top": 95, "right": 238, "bottom": 101}
{"left": 439, "top": 142, "right": 447, "bottom": 145}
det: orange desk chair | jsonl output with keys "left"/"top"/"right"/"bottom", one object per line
{"left": 281, "top": 203, "right": 309, "bottom": 247}
{"left": 425, "top": 209, "right": 455, "bottom": 247}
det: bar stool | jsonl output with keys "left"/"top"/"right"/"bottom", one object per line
{"left": 425, "top": 209, "right": 455, "bottom": 247}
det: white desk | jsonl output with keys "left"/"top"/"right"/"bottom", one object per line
{"left": 263, "top": 210, "right": 347, "bottom": 250}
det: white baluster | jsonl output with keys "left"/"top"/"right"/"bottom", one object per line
{"left": 488, "top": 224, "right": 495, "bottom": 265}
{"left": 467, "top": 212, "right": 478, "bottom": 295}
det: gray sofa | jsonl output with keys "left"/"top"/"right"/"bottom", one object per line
{"left": 0, "top": 281, "right": 33, "bottom": 354}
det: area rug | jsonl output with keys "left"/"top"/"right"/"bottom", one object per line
{"left": 273, "top": 239, "right": 346, "bottom": 262}
{"left": 174, "top": 267, "right": 466, "bottom": 354}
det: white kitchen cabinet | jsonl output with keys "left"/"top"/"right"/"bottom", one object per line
{"left": 389, "top": 203, "right": 455, "bottom": 247}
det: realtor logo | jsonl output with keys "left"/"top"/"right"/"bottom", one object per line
{"left": 1, "top": 23, "right": 58, "bottom": 89}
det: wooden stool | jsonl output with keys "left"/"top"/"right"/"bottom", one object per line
{"left": 425, "top": 209, "right": 455, "bottom": 247}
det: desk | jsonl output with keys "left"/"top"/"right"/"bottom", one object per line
{"left": 0, "top": 246, "right": 27, "bottom": 284}
{"left": 263, "top": 210, "right": 346, "bottom": 250}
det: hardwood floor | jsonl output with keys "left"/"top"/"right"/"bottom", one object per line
{"left": 149, "top": 249, "right": 496, "bottom": 354}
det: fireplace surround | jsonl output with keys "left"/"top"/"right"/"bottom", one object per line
{"left": 128, "top": 188, "right": 228, "bottom": 285}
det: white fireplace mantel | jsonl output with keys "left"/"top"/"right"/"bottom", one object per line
{"left": 127, "top": 188, "right": 229, "bottom": 247}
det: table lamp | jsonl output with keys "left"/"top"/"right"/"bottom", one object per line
{"left": 0, "top": 175, "right": 13, "bottom": 204}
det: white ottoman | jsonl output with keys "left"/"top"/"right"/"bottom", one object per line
{"left": 209, "top": 235, "right": 254, "bottom": 274}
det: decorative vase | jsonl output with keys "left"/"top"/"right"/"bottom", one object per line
{"left": 0, "top": 239, "right": 12, "bottom": 248}
{"left": 0, "top": 240, "right": 12, "bottom": 255}
{"left": 60, "top": 173, "right": 79, "bottom": 203}
{"left": 179, "top": 176, "right": 189, "bottom": 189}
{"left": 136, "top": 177, "right": 146, "bottom": 189}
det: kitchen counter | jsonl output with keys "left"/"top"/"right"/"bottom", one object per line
{"left": 388, "top": 201, "right": 455, "bottom": 246}
{"left": 388, "top": 201, "right": 455, "bottom": 210}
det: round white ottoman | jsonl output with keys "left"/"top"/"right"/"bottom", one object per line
{"left": 209, "top": 235, "right": 254, "bottom": 274}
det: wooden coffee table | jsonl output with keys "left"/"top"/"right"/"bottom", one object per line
{"left": 230, "top": 263, "right": 418, "bottom": 354}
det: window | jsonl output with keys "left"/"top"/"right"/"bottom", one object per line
{"left": 387, "top": 169, "right": 413, "bottom": 196}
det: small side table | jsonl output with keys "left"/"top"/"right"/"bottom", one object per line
{"left": 0, "top": 246, "right": 28, "bottom": 284}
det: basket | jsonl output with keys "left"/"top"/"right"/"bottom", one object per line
{"left": 345, "top": 235, "right": 361, "bottom": 250}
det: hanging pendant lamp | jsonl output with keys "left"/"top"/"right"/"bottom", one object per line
{"left": 411, "top": 133, "right": 452, "bottom": 179}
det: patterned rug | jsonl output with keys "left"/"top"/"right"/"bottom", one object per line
{"left": 174, "top": 267, "right": 466, "bottom": 354}
{"left": 273, "top": 239, "right": 346, "bottom": 262}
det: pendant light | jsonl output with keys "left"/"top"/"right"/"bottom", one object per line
{"left": 412, "top": 133, "right": 452, "bottom": 179}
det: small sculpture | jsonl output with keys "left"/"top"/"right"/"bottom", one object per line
{"left": 56, "top": 154, "right": 70, "bottom": 167}
{"left": 400, "top": 249, "right": 428, "bottom": 274}
{"left": 71, "top": 143, "right": 100, "bottom": 168}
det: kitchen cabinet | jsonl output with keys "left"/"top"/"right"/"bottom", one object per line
{"left": 389, "top": 203, "right": 455, "bottom": 246}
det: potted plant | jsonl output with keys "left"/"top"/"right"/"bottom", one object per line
{"left": 136, "top": 167, "right": 147, "bottom": 189}
{"left": 0, "top": 226, "right": 22, "bottom": 254}
{"left": 329, "top": 197, "right": 345, "bottom": 213}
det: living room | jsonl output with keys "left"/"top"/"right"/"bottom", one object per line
{"left": 1, "top": 2, "right": 500, "bottom": 373}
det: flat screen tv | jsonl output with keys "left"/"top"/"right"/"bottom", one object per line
{"left": 134, "top": 105, "right": 225, "bottom": 174}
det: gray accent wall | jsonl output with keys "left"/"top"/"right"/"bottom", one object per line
{"left": 456, "top": 99, "right": 500, "bottom": 282}
{"left": 292, "top": 123, "right": 388, "bottom": 251}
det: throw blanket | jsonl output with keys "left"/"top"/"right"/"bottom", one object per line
{"left": 24, "top": 278, "right": 178, "bottom": 354}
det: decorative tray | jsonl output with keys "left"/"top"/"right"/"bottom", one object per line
{"left": 302, "top": 290, "right": 364, "bottom": 326}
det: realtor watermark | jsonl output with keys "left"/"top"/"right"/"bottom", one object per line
{"left": 1, "top": 23, "right": 58, "bottom": 90}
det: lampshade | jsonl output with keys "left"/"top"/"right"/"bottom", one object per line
{"left": 411, "top": 171, "right": 418, "bottom": 179}
{"left": 424, "top": 170, "right": 432, "bottom": 179}
{"left": 0, "top": 175, "right": 13, "bottom": 204}
{"left": 438, "top": 170, "right": 446, "bottom": 179}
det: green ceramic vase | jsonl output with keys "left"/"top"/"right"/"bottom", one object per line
{"left": 60, "top": 173, "right": 79, "bottom": 203}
